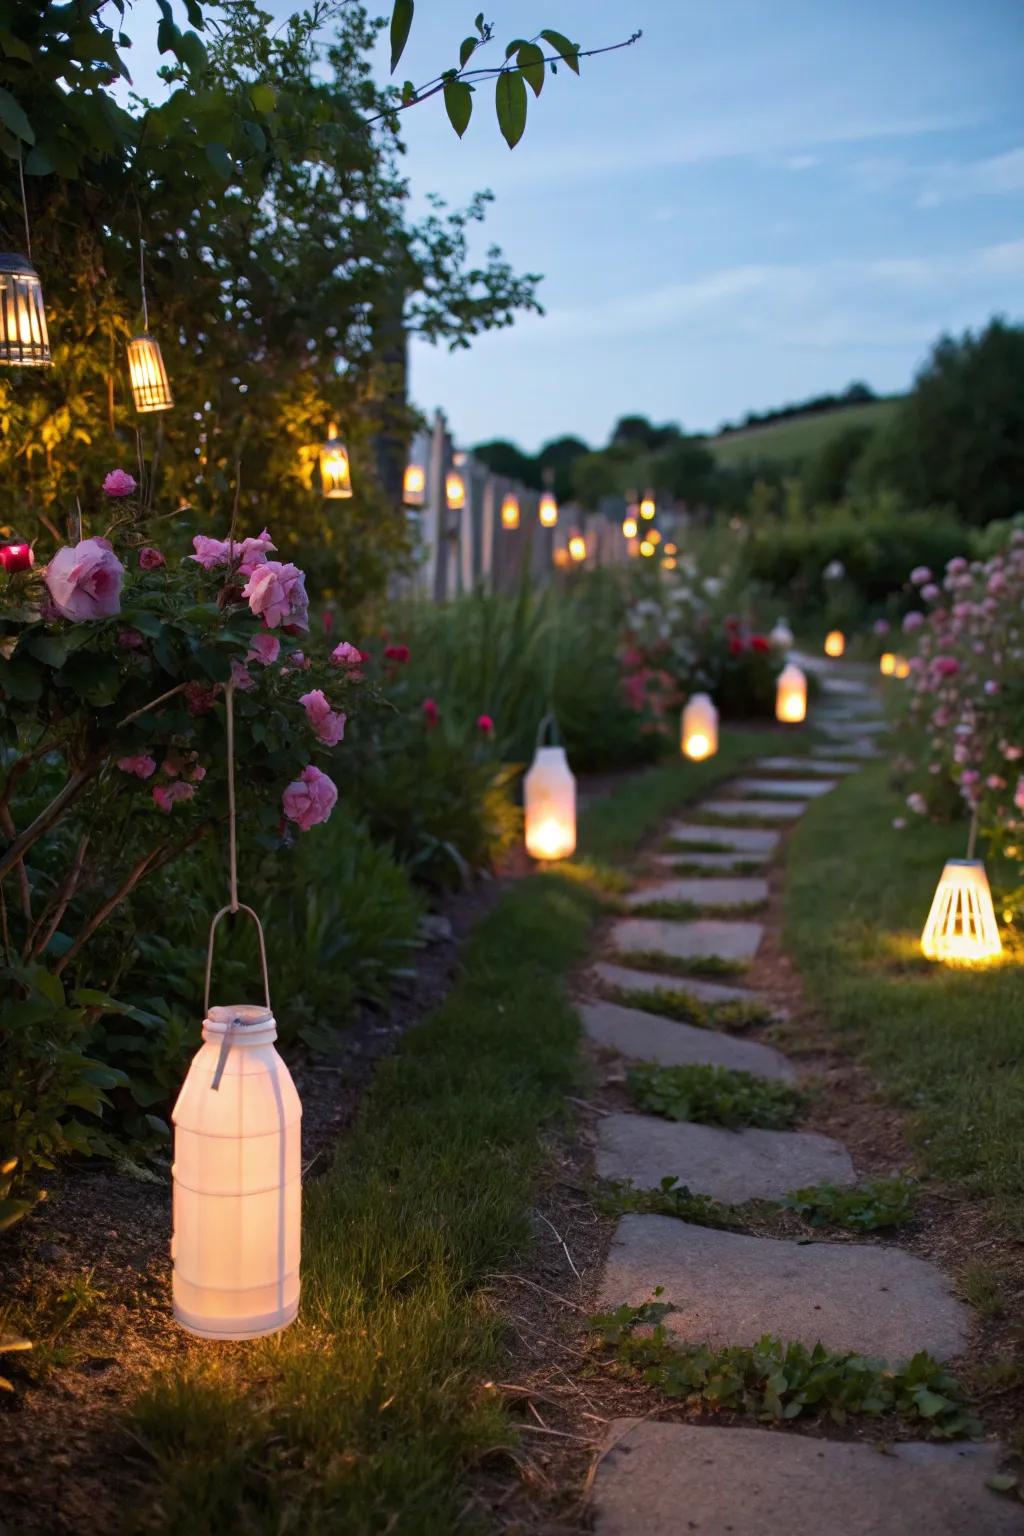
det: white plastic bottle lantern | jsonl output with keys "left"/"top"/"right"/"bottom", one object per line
{"left": 824, "top": 629, "right": 845, "bottom": 658}
{"left": 776, "top": 662, "right": 807, "bottom": 724}
{"left": 921, "top": 859, "right": 1002, "bottom": 965}
{"left": 524, "top": 723, "right": 576, "bottom": 862}
{"left": 769, "top": 617, "right": 794, "bottom": 650}
{"left": 681, "top": 693, "right": 718, "bottom": 761}
{"left": 172, "top": 906, "right": 301, "bottom": 1339}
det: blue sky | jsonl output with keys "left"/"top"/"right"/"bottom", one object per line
{"left": 126, "top": 0, "right": 1024, "bottom": 450}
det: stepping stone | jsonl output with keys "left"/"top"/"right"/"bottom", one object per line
{"left": 580, "top": 1001, "right": 793, "bottom": 1082}
{"left": 731, "top": 777, "right": 836, "bottom": 800}
{"left": 817, "top": 719, "right": 886, "bottom": 737}
{"left": 589, "top": 962, "right": 771, "bottom": 1009}
{"left": 596, "top": 1115, "right": 852, "bottom": 1201}
{"left": 591, "top": 1421, "right": 1019, "bottom": 1536}
{"left": 610, "top": 918, "right": 762, "bottom": 964}
{"left": 597, "top": 1215, "right": 969, "bottom": 1359}
{"left": 699, "top": 798, "right": 807, "bottom": 821}
{"left": 668, "top": 823, "right": 779, "bottom": 853}
{"left": 810, "top": 741, "right": 881, "bottom": 759}
{"left": 651, "top": 849, "right": 772, "bottom": 871}
{"left": 756, "top": 756, "right": 859, "bottom": 775}
{"left": 624, "top": 877, "right": 768, "bottom": 909}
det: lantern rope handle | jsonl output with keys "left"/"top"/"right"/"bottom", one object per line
{"left": 535, "top": 711, "right": 562, "bottom": 750}
{"left": 138, "top": 237, "right": 149, "bottom": 333}
{"left": 17, "top": 145, "right": 31, "bottom": 262}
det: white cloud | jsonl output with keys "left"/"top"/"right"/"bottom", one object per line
{"left": 917, "top": 146, "right": 1024, "bottom": 206}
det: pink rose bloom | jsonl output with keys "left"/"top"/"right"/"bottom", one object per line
{"left": 190, "top": 528, "right": 276, "bottom": 575}
{"left": 118, "top": 628, "right": 143, "bottom": 649}
{"left": 946, "top": 556, "right": 968, "bottom": 576}
{"left": 243, "top": 560, "right": 309, "bottom": 631}
{"left": 921, "top": 583, "right": 940, "bottom": 602}
{"left": 422, "top": 697, "right": 440, "bottom": 729}
{"left": 282, "top": 764, "right": 337, "bottom": 831}
{"left": 103, "top": 469, "right": 137, "bottom": 498}
{"left": 902, "top": 611, "right": 925, "bottom": 633}
{"left": 188, "top": 762, "right": 207, "bottom": 784}
{"left": 288, "top": 651, "right": 311, "bottom": 671}
{"left": 117, "top": 754, "right": 156, "bottom": 780}
{"left": 986, "top": 775, "right": 1006, "bottom": 791}
{"left": 872, "top": 618, "right": 890, "bottom": 636}
{"left": 961, "top": 770, "right": 980, "bottom": 787}
{"left": 907, "top": 793, "right": 926, "bottom": 815}
{"left": 984, "top": 680, "right": 1000, "bottom": 696}
{"left": 153, "top": 781, "right": 195, "bottom": 813}
{"left": 138, "top": 547, "right": 165, "bottom": 570}
{"left": 184, "top": 681, "right": 219, "bottom": 716}
{"left": 247, "top": 632, "right": 280, "bottom": 666}
{"left": 190, "top": 534, "right": 234, "bottom": 571}
{"left": 231, "top": 657, "right": 255, "bottom": 691}
{"left": 299, "top": 688, "right": 347, "bottom": 747}
{"left": 1015, "top": 778, "right": 1024, "bottom": 813}
{"left": 476, "top": 713, "right": 495, "bottom": 736}
{"left": 932, "top": 655, "right": 959, "bottom": 678}
{"left": 330, "top": 641, "right": 363, "bottom": 669}
{"left": 1003, "top": 743, "right": 1023, "bottom": 761}
{"left": 892, "top": 817, "right": 907, "bottom": 830}
{"left": 44, "top": 537, "right": 124, "bottom": 621}
{"left": 909, "top": 566, "right": 931, "bottom": 585}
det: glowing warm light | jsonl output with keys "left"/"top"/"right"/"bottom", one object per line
{"left": 445, "top": 471, "right": 465, "bottom": 510}
{"left": 640, "top": 540, "right": 655, "bottom": 558}
{"left": 622, "top": 517, "right": 638, "bottom": 539}
{"left": 127, "top": 334, "right": 173, "bottom": 412}
{"left": 524, "top": 746, "right": 576, "bottom": 861}
{"left": 824, "top": 629, "right": 845, "bottom": 658}
{"left": 639, "top": 492, "right": 656, "bottom": 520}
{"left": 553, "top": 547, "right": 570, "bottom": 568}
{"left": 0, "top": 254, "right": 51, "bottom": 367}
{"left": 172, "top": 1004, "right": 301, "bottom": 1339}
{"left": 663, "top": 556, "right": 678, "bottom": 571}
{"left": 568, "top": 534, "right": 587, "bottom": 562}
{"left": 539, "top": 491, "right": 558, "bottom": 528}
{"left": 921, "top": 859, "right": 1002, "bottom": 964}
{"left": 682, "top": 692, "right": 718, "bottom": 761}
{"left": 647, "top": 529, "right": 662, "bottom": 546}
{"left": 319, "top": 424, "right": 352, "bottom": 499}
{"left": 403, "top": 462, "right": 426, "bottom": 507}
{"left": 0, "top": 542, "right": 34, "bottom": 573}
{"left": 627, "top": 538, "right": 640, "bottom": 558}
{"left": 880, "top": 652, "right": 896, "bottom": 676}
{"left": 893, "top": 655, "right": 911, "bottom": 679}
{"left": 776, "top": 662, "right": 808, "bottom": 724}
{"left": 501, "top": 494, "right": 520, "bottom": 530}
{"left": 664, "top": 542, "right": 677, "bottom": 555}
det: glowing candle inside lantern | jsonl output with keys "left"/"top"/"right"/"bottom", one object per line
{"left": 524, "top": 746, "right": 576, "bottom": 862}
{"left": 893, "top": 655, "right": 910, "bottom": 679}
{"left": 539, "top": 492, "right": 558, "bottom": 528}
{"left": 446, "top": 471, "right": 465, "bottom": 510}
{"left": 681, "top": 692, "right": 718, "bottom": 761}
{"left": 663, "top": 556, "right": 678, "bottom": 570}
{"left": 640, "top": 540, "right": 654, "bottom": 558}
{"left": 127, "top": 334, "right": 173, "bottom": 413}
{"left": 776, "top": 662, "right": 807, "bottom": 724}
{"left": 880, "top": 652, "right": 896, "bottom": 676}
{"left": 824, "top": 630, "right": 845, "bottom": 658}
{"left": 622, "top": 517, "right": 638, "bottom": 538}
{"left": 568, "top": 535, "right": 586, "bottom": 562}
{"left": 172, "top": 1003, "right": 301, "bottom": 1339}
{"left": 319, "top": 424, "right": 352, "bottom": 499}
{"left": 403, "top": 463, "right": 426, "bottom": 507}
{"left": 921, "top": 859, "right": 1002, "bottom": 965}
{"left": 501, "top": 494, "right": 520, "bottom": 530}
{"left": 639, "top": 492, "right": 656, "bottom": 520}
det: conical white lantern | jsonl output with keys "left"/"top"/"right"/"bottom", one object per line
{"left": 172, "top": 990, "right": 301, "bottom": 1340}
{"left": 776, "top": 662, "right": 807, "bottom": 724}
{"left": 681, "top": 692, "right": 718, "bottom": 760}
{"left": 524, "top": 744, "right": 576, "bottom": 861}
{"left": 770, "top": 617, "right": 794, "bottom": 649}
{"left": 921, "top": 859, "right": 1002, "bottom": 965}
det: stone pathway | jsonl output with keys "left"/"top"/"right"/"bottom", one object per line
{"left": 579, "top": 666, "right": 1015, "bottom": 1533}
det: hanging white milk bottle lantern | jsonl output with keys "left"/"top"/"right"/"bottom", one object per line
{"left": 539, "top": 491, "right": 558, "bottom": 528}
{"left": 403, "top": 461, "right": 426, "bottom": 507}
{"left": 524, "top": 718, "right": 576, "bottom": 862}
{"left": 320, "top": 424, "right": 353, "bottom": 499}
{"left": 776, "top": 662, "right": 807, "bottom": 724}
{"left": 681, "top": 693, "right": 718, "bottom": 761}
{"left": 501, "top": 493, "right": 520, "bottom": 530}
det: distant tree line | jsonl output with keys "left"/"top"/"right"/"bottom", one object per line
{"left": 716, "top": 381, "right": 878, "bottom": 437}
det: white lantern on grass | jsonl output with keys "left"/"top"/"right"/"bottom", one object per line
{"left": 524, "top": 725, "right": 576, "bottom": 861}
{"left": 776, "top": 662, "right": 807, "bottom": 724}
{"left": 920, "top": 859, "right": 1002, "bottom": 965}
{"left": 770, "top": 617, "right": 794, "bottom": 649}
{"left": 681, "top": 693, "right": 718, "bottom": 761}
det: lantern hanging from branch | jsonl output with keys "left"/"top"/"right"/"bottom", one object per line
{"left": 445, "top": 470, "right": 465, "bottom": 510}
{"left": 622, "top": 516, "right": 638, "bottom": 539}
{"left": 403, "top": 462, "right": 426, "bottom": 507}
{"left": 880, "top": 652, "right": 896, "bottom": 676}
{"left": 824, "top": 629, "right": 845, "bottom": 658}
{"left": 501, "top": 493, "right": 520, "bottom": 530}
{"left": 639, "top": 491, "right": 656, "bottom": 520}
{"left": 681, "top": 693, "right": 718, "bottom": 761}
{"left": 127, "top": 334, "right": 174, "bottom": 413}
{"left": 539, "top": 491, "right": 558, "bottom": 528}
{"left": 776, "top": 662, "right": 807, "bottom": 724}
{"left": 920, "top": 859, "right": 1002, "bottom": 965}
{"left": 893, "top": 655, "right": 911, "bottom": 679}
{"left": 524, "top": 729, "right": 577, "bottom": 862}
{"left": 568, "top": 534, "right": 587, "bottom": 563}
{"left": 0, "top": 253, "right": 51, "bottom": 367}
{"left": 319, "top": 424, "right": 353, "bottom": 499}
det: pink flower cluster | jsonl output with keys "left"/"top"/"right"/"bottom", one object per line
{"left": 190, "top": 526, "right": 309, "bottom": 633}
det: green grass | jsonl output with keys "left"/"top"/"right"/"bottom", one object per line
{"left": 600, "top": 982, "right": 776, "bottom": 1032}
{"left": 627, "top": 1061, "right": 805, "bottom": 1129}
{"left": 122, "top": 730, "right": 776, "bottom": 1533}
{"left": 785, "top": 764, "right": 1024, "bottom": 1236}
{"left": 709, "top": 398, "right": 901, "bottom": 469}
{"left": 612, "top": 947, "right": 750, "bottom": 979}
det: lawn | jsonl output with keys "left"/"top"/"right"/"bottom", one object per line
{"left": 709, "top": 398, "right": 901, "bottom": 468}
{"left": 784, "top": 763, "right": 1024, "bottom": 1236}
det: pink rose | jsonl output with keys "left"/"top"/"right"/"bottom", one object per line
{"left": 986, "top": 775, "right": 1006, "bottom": 791}
{"left": 188, "top": 762, "right": 207, "bottom": 784}
{"left": 282, "top": 764, "right": 337, "bottom": 831}
{"left": 190, "top": 528, "right": 277, "bottom": 575}
{"left": 476, "top": 713, "right": 495, "bottom": 736}
{"left": 103, "top": 469, "right": 137, "bottom": 498}
{"left": 231, "top": 657, "right": 256, "bottom": 691}
{"left": 961, "top": 770, "right": 980, "bottom": 787}
{"left": 921, "top": 583, "right": 940, "bottom": 602}
{"left": 907, "top": 793, "right": 926, "bottom": 815}
{"left": 288, "top": 651, "right": 311, "bottom": 671}
{"left": 247, "top": 633, "right": 281, "bottom": 666}
{"left": 1015, "top": 778, "right": 1024, "bottom": 813}
{"left": 153, "top": 781, "right": 195, "bottom": 813}
{"left": 331, "top": 641, "right": 364, "bottom": 669}
{"left": 138, "top": 547, "right": 165, "bottom": 570}
{"left": 422, "top": 697, "right": 440, "bottom": 730}
{"left": 892, "top": 817, "right": 907, "bottom": 830}
{"left": 44, "top": 538, "right": 124, "bottom": 621}
{"left": 117, "top": 754, "right": 156, "bottom": 780}
{"left": 932, "top": 655, "right": 960, "bottom": 678}
{"left": 909, "top": 566, "right": 931, "bottom": 585}
{"left": 299, "top": 688, "right": 346, "bottom": 747}
{"left": 1003, "top": 743, "right": 1023, "bottom": 761}
{"left": 984, "top": 680, "right": 1000, "bottom": 696}
{"left": 118, "top": 628, "right": 143, "bottom": 649}
{"left": 242, "top": 560, "right": 309, "bottom": 631}
{"left": 946, "top": 556, "right": 968, "bottom": 575}
{"left": 184, "top": 682, "right": 219, "bottom": 716}
{"left": 902, "top": 611, "right": 925, "bottom": 633}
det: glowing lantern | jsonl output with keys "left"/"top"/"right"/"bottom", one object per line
{"left": 648, "top": 528, "right": 662, "bottom": 546}
{"left": 664, "top": 542, "right": 677, "bottom": 556}
{"left": 172, "top": 977, "right": 301, "bottom": 1339}
{"left": 880, "top": 652, "right": 896, "bottom": 676}
{"left": 403, "top": 462, "right": 426, "bottom": 507}
{"left": 776, "top": 662, "right": 807, "bottom": 724}
{"left": 539, "top": 492, "right": 558, "bottom": 528}
{"left": 622, "top": 516, "right": 638, "bottom": 539}
{"left": 663, "top": 556, "right": 678, "bottom": 571}
{"left": 627, "top": 538, "right": 640, "bottom": 557}
{"left": 640, "top": 540, "right": 655, "bottom": 558}
{"left": 552, "top": 547, "right": 570, "bottom": 569}
{"left": 0, "top": 254, "right": 51, "bottom": 367}
{"left": 446, "top": 471, "right": 465, "bottom": 510}
{"left": 319, "top": 425, "right": 352, "bottom": 499}
{"left": 127, "top": 334, "right": 173, "bottom": 413}
{"left": 501, "top": 494, "right": 520, "bottom": 530}
{"left": 894, "top": 655, "right": 911, "bottom": 679}
{"left": 824, "top": 630, "right": 845, "bottom": 658}
{"left": 568, "top": 534, "right": 587, "bottom": 562}
{"left": 524, "top": 743, "right": 576, "bottom": 861}
{"left": 770, "top": 617, "right": 794, "bottom": 649}
{"left": 681, "top": 693, "right": 718, "bottom": 761}
{"left": 921, "top": 859, "right": 1002, "bottom": 964}
{"left": 639, "top": 491, "right": 656, "bottom": 520}
{"left": 0, "top": 542, "right": 34, "bottom": 573}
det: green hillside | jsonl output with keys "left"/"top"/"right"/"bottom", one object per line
{"left": 708, "top": 397, "right": 901, "bottom": 469}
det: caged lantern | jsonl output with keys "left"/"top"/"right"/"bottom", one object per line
{"left": 539, "top": 491, "right": 558, "bottom": 528}
{"left": 920, "top": 859, "right": 1002, "bottom": 965}
{"left": 568, "top": 534, "right": 587, "bottom": 563}
{"left": 403, "top": 462, "right": 426, "bottom": 507}
{"left": 127, "top": 334, "right": 174, "bottom": 413}
{"left": 0, "top": 253, "right": 51, "bottom": 367}
{"left": 776, "top": 662, "right": 807, "bottom": 724}
{"left": 501, "top": 493, "right": 520, "bottom": 530}
{"left": 681, "top": 692, "right": 718, "bottom": 761}
{"left": 524, "top": 723, "right": 577, "bottom": 861}
{"left": 319, "top": 425, "right": 353, "bottom": 499}
{"left": 824, "top": 630, "right": 845, "bottom": 658}
{"left": 445, "top": 470, "right": 466, "bottom": 510}
{"left": 172, "top": 907, "right": 301, "bottom": 1339}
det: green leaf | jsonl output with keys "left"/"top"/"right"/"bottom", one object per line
{"left": 0, "top": 30, "right": 33, "bottom": 62}
{"left": 458, "top": 35, "right": 477, "bottom": 67}
{"left": 249, "top": 82, "right": 276, "bottom": 114}
{"left": 443, "top": 79, "right": 473, "bottom": 138}
{"left": 58, "top": 655, "right": 121, "bottom": 707}
{"left": 23, "top": 633, "right": 72, "bottom": 668}
{"left": 495, "top": 69, "right": 527, "bottom": 149}
{"left": 204, "top": 141, "right": 232, "bottom": 180}
{"left": 516, "top": 41, "right": 545, "bottom": 97}
{"left": 389, "top": 0, "right": 414, "bottom": 74}
{"left": 540, "top": 28, "right": 580, "bottom": 74}
{"left": 0, "top": 656, "right": 42, "bottom": 701}
{"left": 176, "top": 29, "right": 207, "bottom": 72}
{"left": 0, "top": 1199, "right": 34, "bottom": 1233}
{"left": 0, "top": 88, "right": 34, "bottom": 145}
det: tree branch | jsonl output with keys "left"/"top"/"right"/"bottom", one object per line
{"left": 25, "top": 832, "right": 90, "bottom": 963}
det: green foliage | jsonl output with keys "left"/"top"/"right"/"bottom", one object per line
{"left": 783, "top": 1177, "right": 917, "bottom": 1232}
{"left": 602, "top": 1175, "right": 746, "bottom": 1229}
{"left": 616, "top": 948, "right": 749, "bottom": 979}
{"left": 588, "top": 1301, "right": 980, "bottom": 1438}
{"left": 627, "top": 1061, "right": 804, "bottom": 1128}
{"left": 601, "top": 982, "right": 775, "bottom": 1032}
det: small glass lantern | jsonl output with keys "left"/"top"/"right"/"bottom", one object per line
{"left": 776, "top": 662, "right": 807, "bottom": 724}
{"left": 446, "top": 471, "right": 465, "bottom": 510}
{"left": 639, "top": 491, "right": 656, "bottom": 520}
{"left": 524, "top": 739, "right": 576, "bottom": 861}
{"left": 824, "top": 629, "right": 845, "bottom": 658}
{"left": 127, "top": 334, "right": 174, "bottom": 412}
{"left": 894, "top": 655, "right": 911, "bottom": 679}
{"left": 663, "top": 556, "right": 678, "bottom": 571}
{"left": 681, "top": 692, "right": 718, "bottom": 760}
{"left": 627, "top": 538, "right": 640, "bottom": 558}
{"left": 501, "top": 493, "right": 520, "bottom": 530}
{"left": 640, "top": 540, "right": 655, "bottom": 558}
{"left": 0, "top": 254, "right": 51, "bottom": 367}
{"left": 319, "top": 424, "right": 353, "bottom": 499}
{"left": 403, "top": 462, "right": 426, "bottom": 507}
{"left": 568, "top": 534, "right": 587, "bottom": 562}
{"left": 664, "top": 542, "right": 678, "bottom": 556}
{"left": 622, "top": 516, "right": 638, "bottom": 539}
{"left": 880, "top": 652, "right": 896, "bottom": 676}
{"left": 539, "top": 491, "right": 558, "bottom": 528}
{"left": 648, "top": 528, "right": 662, "bottom": 546}
{"left": 921, "top": 859, "right": 1002, "bottom": 964}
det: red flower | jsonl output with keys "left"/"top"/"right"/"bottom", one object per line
{"left": 728, "top": 637, "right": 743, "bottom": 656}
{"left": 476, "top": 713, "right": 495, "bottom": 736}
{"left": 750, "top": 635, "right": 770, "bottom": 653}
{"left": 422, "top": 697, "right": 439, "bottom": 729}
{"left": 385, "top": 643, "right": 410, "bottom": 664}
{"left": 0, "top": 542, "right": 33, "bottom": 574}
